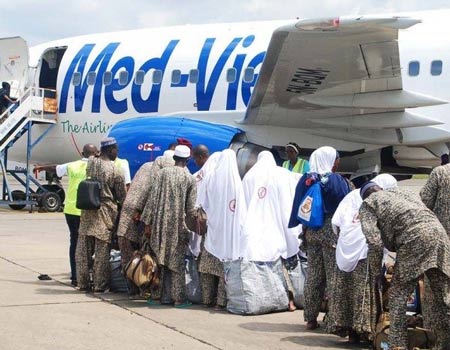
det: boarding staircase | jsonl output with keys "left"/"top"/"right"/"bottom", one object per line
{"left": 0, "top": 87, "right": 58, "bottom": 210}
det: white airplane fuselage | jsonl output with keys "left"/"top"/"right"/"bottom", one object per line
{"left": 9, "top": 10, "right": 450, "bottom": 172}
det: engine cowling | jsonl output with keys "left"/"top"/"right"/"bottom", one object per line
{"left": 108, "top": 116, "right": 245, "bottom": 175}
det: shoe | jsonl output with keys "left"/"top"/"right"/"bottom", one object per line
{"left": 306, "top": 320, "right": 320, "bottom": 330}
{"left": 174, "top": 301, "right": 192, "bottom": 309}
{"left": 38, "top": 274, "right": 51, "bottom": 281}
{"left": 147, "top": 298, "right": 161, "bottom": 306}
{"left": 93, "top": 288, "right": 109, "bottom": 294}
{"left": 71, "top": 280, "right": 78, "bottom": 287}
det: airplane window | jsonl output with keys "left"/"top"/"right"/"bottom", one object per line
{"left": 226, "top": 68, "right": 237, "bottom": 83}
{"left": 119, "top": 71, "right": 129, "bottom": 86}
{"left": 431, "top": 60, "right": 443, "bottom": 76}
{"left": 189, "top": 69, "right": 199, "bottom": 84}
{"left": 135, "top": 70, "right": 145, "bottom": 85}
{"left": 243, "top": 67, "right": 255, "bottom": 83}
{"left": 103, "top": 71, "right": 112, "bottom": 86}
{"left": 152, "top": 70, "right": 163, "bottom": 84}
{"left": 87, "top": 72, "right": 96, "bottom": 86}
{"left": 72, "top": 72, "right": 81, "bottom": 86}
{"left": 408, "top": 61, "right": 420, "bottom": 77}
{"left": 172, "top": 70, "right": 181, "bottom": 85}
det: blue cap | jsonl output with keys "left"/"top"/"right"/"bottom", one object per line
{"left": 100, "top": 137, "right": 117, "bottom": 148}
{"left": 360, "top": 181, "right": 378, "bottom": 199}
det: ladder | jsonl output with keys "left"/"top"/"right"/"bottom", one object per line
{"left": 0, "top": 87, "right": 58, "bottom": 210}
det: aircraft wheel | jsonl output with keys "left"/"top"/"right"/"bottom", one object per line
{"left": 9, "top": 190, "right": 26, "bottom": 210}
{"left": 40, "top": 191, "right": 62, "bottom": 212}
{"left": 37, "top": 185, "right": 65, "bottom": 204}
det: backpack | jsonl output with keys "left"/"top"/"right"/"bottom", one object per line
{"left": 297, "top": 179, "right": 324, "bottom": 229}
{"left": 76, "top": 158, "right": 102, "bottom": 210}
{"left": 76, "top": 179, "right": 101, "bottom": 210}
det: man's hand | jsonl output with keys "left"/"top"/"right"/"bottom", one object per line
{"left": 144, "top": 225, "right": 151, "bottom": 238}
{"left": 132, "top": 210, "right": 141, "bottom": 222}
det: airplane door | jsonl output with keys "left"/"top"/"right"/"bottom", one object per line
{"left": 0, "top": 37, "right": 29, "bottom": 98}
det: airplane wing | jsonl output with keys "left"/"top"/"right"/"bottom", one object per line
{"left": 242, "top": 16, "right": 449, "bottom": 145}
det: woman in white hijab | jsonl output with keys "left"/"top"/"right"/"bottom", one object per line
{"left": 242, "top": 151, "right": 302, "bottom": 310}
{"left": 330, "top": 174, "right": 397, "bottom": 342}
{"left": 197, "top": 150, "right": 247, "bottom": 308}
{"left": 189, "top": 152, "right": 222, "bottom": 257}
{"left": 288, "top": 146, "right": 351, "bottom": 330}
{"left": 193, "top": 152, "right": 228, "bottom": 308}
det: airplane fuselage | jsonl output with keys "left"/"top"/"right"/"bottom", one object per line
{"left": 9, "top": 11, "right": 450, "bottom": 172}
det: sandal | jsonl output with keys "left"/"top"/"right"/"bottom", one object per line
{"left": 38, "top": 274, "right": 51, "bottom": 281}
{"left": 174, "top": 301, "right": 192, "bottom": 309}
{"left": 147, "top": 299, "right": 161, "bottom": 306}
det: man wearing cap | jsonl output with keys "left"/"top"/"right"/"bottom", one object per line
{"left": 116, "top": 150, "right": 175, "bottom": 296}
{"left": 76, "top": 137, "right": 127, "bottom": 292}
{"left": 141, "top": 145, "right": 197, "bottom": 307}
{"left": 359, "top": 184, "right": 450, "bottom": 350}
{"left": 283, "top": 142, "right": 310, "bottom": 174}
{"left": 34, "top": 143, "right": 98, "bottom": 287}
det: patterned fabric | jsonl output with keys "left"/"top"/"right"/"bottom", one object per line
{"left": 117, "top": 157, "right": 174, "bottom": 242}
{"left": 302, "top": 217, "right": 337, "bottom": 323}
{"left": 160, "top": 266, "right": 186, "bottom": 303}
{"left": 328, "top": 258, "right": 379, "bottom": 339}
{"left": 389, "top": 269, "right": 450, "bottom": 350}
{"left": 79, "top": 157, "right": 126, "bottom": 243}
{"left": 359, "top": 189, "right": 450, "bottom": 283}
{"left": 198, "top": 235, "right": 223, "bottom": 277}
{"left": 76, "top": 235, "right": 110, "bottom": 291}
{"left": 359, "top": 189, "right": 450, "bottom": 349}
{"left": 420, "top": 164, "right": 450, "bottom": 236}
{"left": 200, "top": 273, "right": 226, "bottom": 307}
{"left": 141, "top": 166, "right": 197, "bottom": 274}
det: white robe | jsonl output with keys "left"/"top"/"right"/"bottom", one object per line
{"left": 242, "top": 152, "right": 301, "bottom": 261}
{"left": 332, "top": 189, "right": 368, "bottom": 272}
{"left": 333, "top": 175, "right": 398, "bottom": 272}
{"left": 200, "top": 149, "right": 247, "bottom": 261}
{"left": 189, "top": 152, "right": 222, "bottom": 257}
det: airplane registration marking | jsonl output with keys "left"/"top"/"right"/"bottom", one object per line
{"left": 286, "top": 67, "right": 329, "bottom": 95}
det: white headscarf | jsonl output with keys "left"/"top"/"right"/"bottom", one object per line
{"left": 241, "top": 152, "right": 301, "bottom": 261}
{"left": 242, "top": 151, "right": 276, "bottom": 206}
{"left": 195, "top": 152, "right": 222, "bottom": 207}
{"left": 333, "top": 174, "right": 398, "bottom": 272}
{"left": 187, "top": 152, "right": 221, "bottom": 257}
{"left": 200, "top": 149, "right": 247, "bottom": 261}
{"left": 308, "top": 146, "right": 337, "bottom": 174}
{"left": 372, "top": 174, "right": 398, "bottom": 190}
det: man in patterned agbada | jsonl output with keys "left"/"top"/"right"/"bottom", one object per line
{"left": 141, "top": 145, "right": 197, "bottom": 307}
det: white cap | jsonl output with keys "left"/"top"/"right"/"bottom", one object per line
{"left": 174, "top": 145, "right": 190, "bottom": 158}
{"left": 163, "top": 150, "right": 175, "bottom": 158}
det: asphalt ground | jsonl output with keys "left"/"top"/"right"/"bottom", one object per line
{"left": 0, "top": 179, "right": 426, "bottom": 350}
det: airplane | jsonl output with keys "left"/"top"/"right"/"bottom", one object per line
{"left": 1, "top": 9, "right": 450, "bottom": 194}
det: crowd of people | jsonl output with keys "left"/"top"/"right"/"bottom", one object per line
{"left": 40, "top": 137, "right": 450, "bottom": 350}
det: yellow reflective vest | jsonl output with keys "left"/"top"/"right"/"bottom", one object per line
{"left": 64, "top": 160, "right": 88, "bottom": 216}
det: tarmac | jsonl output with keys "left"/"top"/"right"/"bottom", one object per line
{"left": 0, "top": 179, "right": 425, "bottom": 350}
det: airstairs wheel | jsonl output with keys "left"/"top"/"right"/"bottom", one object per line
{"left": 8, "top": 190, "right": 26, "bottom": 210}
{"left": 39, "top": 191, "right": 61, "bottom": 212}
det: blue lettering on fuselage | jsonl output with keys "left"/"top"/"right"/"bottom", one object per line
{"left": 59, "top": 35, "right": 265, "bottom": 115}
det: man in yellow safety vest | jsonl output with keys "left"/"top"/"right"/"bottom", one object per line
{"left": 35, "top": 144, "right": 98, "bottom": 286}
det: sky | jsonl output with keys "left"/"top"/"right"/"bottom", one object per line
{"left": 0, "top": 0, "right": 449, "bottom": 46}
